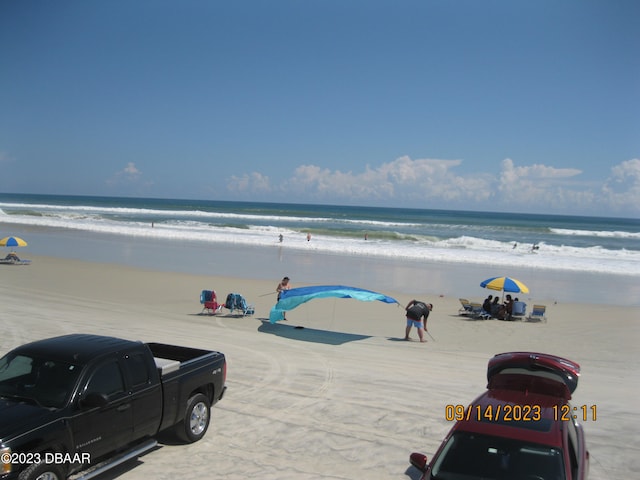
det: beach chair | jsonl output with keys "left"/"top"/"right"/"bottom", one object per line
{"left": 525, "top": 304, "right": 547, "bottom": 323}
{"left": 200, "top": 290, "right": 223, "bottom": 315}
{"left": 224, "top": 293, "right": 255, "bottom": 316}
{"left": 458, "top": 298, "right": 474, "bottom": 316}
{"left": 470, "top": 303, "right": 491, "bottom": 320}
{"left": 0, "top": 253, "right": 31, "bottom": 265}
{"left": 510, "top": 301, "right": 527, "bottom": 321}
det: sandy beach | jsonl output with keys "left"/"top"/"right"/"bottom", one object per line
{"left": 1, "top": 255, "right": 638, "bottom": 479}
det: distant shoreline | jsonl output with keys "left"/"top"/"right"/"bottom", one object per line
{"left": 5, "top": 221, "right": 638, "bottom": 307}
{"left": 2, "top": 193, "right": 639, "bottom": 278}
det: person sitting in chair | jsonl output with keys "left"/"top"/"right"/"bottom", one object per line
{"left": 482, "top": 295, "right": 493, "bottom": 315}
{"left": 504, "top": 294, "right": 514, "bottom": 320}
{"left": 490, "top": 297, "right": 502, "bottom": 318}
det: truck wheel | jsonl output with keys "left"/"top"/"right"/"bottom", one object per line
{"left": 18, "top": 462, "right": 65, "bottom": 480}
{"left": 177, "top": 393, "right": 210, "bottom": 443}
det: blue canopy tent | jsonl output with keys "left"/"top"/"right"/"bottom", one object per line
{"left": 269, "top": 285, "right": 399, "bottom": 324}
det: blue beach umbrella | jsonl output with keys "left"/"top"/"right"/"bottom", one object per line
{"left": 480, "top": 276, "right": 529, "bottom": 295}
{"left": 0, "top": 236, "right": 28, "bottom": 248}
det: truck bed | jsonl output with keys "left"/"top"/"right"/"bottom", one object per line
{"left": 146, "top": 342, "right": 221, "bottom": 377}
{"left": 146, "top": 342, "right": 226, "bottom": 434}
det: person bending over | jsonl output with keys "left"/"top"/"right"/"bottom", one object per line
{"left": 404, "top": 300, "right": 433, "bottom": 342}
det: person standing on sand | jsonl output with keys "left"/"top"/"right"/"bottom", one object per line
{"left": 276, "top": 276, "right": 291, "bottom": 320}
{"left": 404, "top": 299, "right": 432, "bottom": 342}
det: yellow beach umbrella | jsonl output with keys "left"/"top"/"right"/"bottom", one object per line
{"left": 480, "top": 276, "right": 529, "bottom": 294}
{"left": 0, "top": 236, "right": 28, "bottom": 247}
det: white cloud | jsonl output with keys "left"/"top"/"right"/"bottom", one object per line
{"left": 282, "top": 164, "right": 393, "bottom": 199}
{"left": 502, "top": 159, "right": 582, "bottom": 180}
{"left": 224, "top": 156, "right": 640, "bottom": 215}
{"left": 497, "top": 158, "right": 588, "bottom": 210}
{"left": 602, "top": 158, "right": 640, "bottom": 211}
{"left": 123, "top": 162, "right": 141, "bottom": 177}
{"left": 227, "top": 172, "right": 271, "bottom": 193}
{"left": 107, "top": 162, "right": 141, "bottom": 183}
{"left": 499, "top": 158, "right": 582, "bottom": 189}
{"left": 276, "top": 156, "right": 493, "bottom": 205}
{"left": 106, "top": 162, "right": 153, "bottom": 190}
{"left": 495, "top": 158, "right": 640, "bottom": 215}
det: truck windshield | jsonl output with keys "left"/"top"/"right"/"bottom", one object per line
{"left": 0, "top": 353, "right": 81, "bottom": 408}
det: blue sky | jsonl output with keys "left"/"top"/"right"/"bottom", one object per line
{"left": 1, "top": 0, "right": 638, "bottom": 217}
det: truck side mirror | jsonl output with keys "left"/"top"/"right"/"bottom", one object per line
{"left": 80, "top": 392, "right": 109, "bottom": 408}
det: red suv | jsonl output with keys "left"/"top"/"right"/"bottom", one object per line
{"left": 410, "top": 352, "right": 590, "bottom": 480}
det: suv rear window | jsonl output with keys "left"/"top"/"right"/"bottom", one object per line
{"left": 431, "top": 431, "right": 565, "bottom": 480}
{"left": 478, "top": 414, "right": 553, "bottom": 432}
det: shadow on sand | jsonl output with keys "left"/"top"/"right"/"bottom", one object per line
{"left": 257, "top": 319, "right": 371, "bottom": 345}
{"left": 448, "top": 313, "right": 490, "bottom": 322}
{"left": 189, "top": 312, "right": 254, "bottom": 319}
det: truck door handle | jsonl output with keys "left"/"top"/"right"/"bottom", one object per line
{"left": 116, "top": 403, "right": 131, "bottom": 412}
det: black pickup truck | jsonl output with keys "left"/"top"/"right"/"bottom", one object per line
{"left": 0, "top": 334, "right": 226, "bottom": 480}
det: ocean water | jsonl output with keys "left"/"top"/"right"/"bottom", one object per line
{"left": 1, "top": 193, "right": 639, "bottom": 305}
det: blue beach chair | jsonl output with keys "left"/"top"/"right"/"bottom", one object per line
{"left": 510, "top": 300, "right": 527, "bottom": 320}
{"left": 224, "top": 293, "right": 255, "bottom": 316}
{"left": 526, "top": 304, "right": 547, "bottom": 323}
{"left": 458, "top": 298, "right": 474, "bottom": 316}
